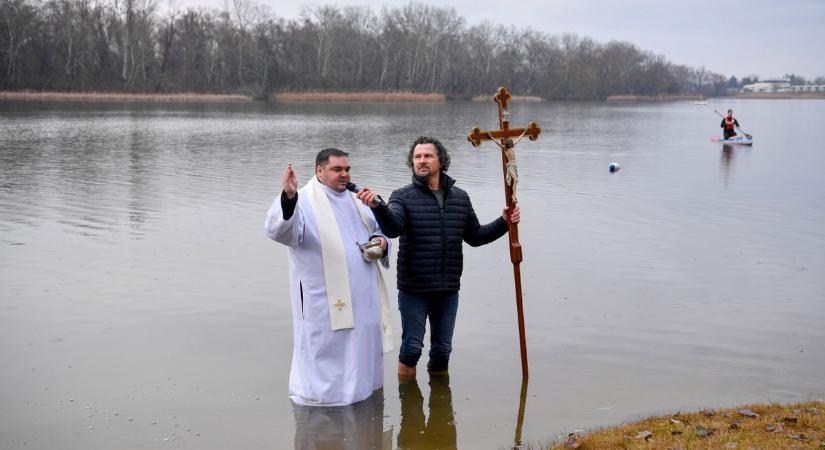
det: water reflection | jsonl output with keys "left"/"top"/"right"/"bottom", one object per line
{"left": 719, "top": 143, "right": 753, "bottom": 187}
{"left": 126, "top": 125, "right": 154, "bottom": 238}
{"left": 720, "top": 144, "right": 735, "bottom": 186}
{"left": 513, "top": 380, "right": 528, "bottom": 449}
{"left": 292, "top": 389, "right": 391, "bottom": 449}
{"left": 292, "top": 375, "right": 505, "bottom": 449}
{"left": 398, "top": 375, "right": 456, "bottom": 450}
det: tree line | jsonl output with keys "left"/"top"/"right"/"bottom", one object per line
{"left": 1, "top": 0, "right": 731, "bottom": 99}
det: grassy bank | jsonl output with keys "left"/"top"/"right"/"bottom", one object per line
{"left": 272, "top": 91, "right": 445, "bottom": 102}
{"left": 549, "top": 400, "right": 824, "bottom": 449}
{"left": 0, "top": 91, "right": 251, "bottom": 102}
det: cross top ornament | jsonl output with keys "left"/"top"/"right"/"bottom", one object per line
{"left": 467, "top": 87, "right": 541, "bottom": 147}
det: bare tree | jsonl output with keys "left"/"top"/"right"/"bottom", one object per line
{"left": 1, "top": 0, "right": 39, "bottom": 88}
{"left": 3, "top": 0, "right": 730, "bottom": 99}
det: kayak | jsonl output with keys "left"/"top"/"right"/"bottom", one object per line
{"left": 711, "top": 136, "right": 753, "bottom": 146}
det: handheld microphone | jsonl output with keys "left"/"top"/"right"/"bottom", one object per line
{"left": 346, "top": 182, "right": 386, "bottom": 206}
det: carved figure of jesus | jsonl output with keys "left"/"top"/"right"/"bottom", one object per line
{"left": 501, "top": 138, "right": 519, "bottom": 204}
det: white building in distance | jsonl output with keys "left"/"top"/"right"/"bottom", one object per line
{"left": 742, "top": 79, "right": 825, "bottom": 93}
{"left": 742, "top": 79, "right": 790, "bottom": 92}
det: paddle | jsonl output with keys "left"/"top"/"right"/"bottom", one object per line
{"left": 714, "top": 110, "right": 753, "bottom": 140}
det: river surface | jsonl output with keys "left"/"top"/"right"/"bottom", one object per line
{"left": 1, "top": 98, "right": 824, "bottom": 449}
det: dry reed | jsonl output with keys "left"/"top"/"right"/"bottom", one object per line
{"left": 606, "top": 94, "right": 700, "bottom": 101}
{"left": 0, "top": 91, "right": 251, "bottom": 102}
{"left": 272, "top": 91, "right": 445, "bottom": 102}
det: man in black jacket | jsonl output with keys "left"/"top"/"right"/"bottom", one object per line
{"left": 358, "top": 136, "right": 519, "bottom": 379}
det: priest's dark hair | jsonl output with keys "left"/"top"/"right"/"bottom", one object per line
{"left": 406, "top": 136, "right": 450, "bottom": 172}
{"left": 316, "top": 148, "right": 349, "bottom": 167}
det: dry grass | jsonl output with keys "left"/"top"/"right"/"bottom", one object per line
{"left": 272, "top": 91, "right": 445, "bottom": 102}
{"left": 0, "top": 91, "right": 251, "bottom": 102}
{"left": 471, "top": 94, "right": 545, "bottom": 102}
{"left": 549, "top": 400, "right": 824, "bottom": 450}
{"left": 605, "top": 94, "right": 700, "bottom": 102}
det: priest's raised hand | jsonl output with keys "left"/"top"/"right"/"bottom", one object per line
{"left": 283, "top": 162, "right": 298, "bottom": 199}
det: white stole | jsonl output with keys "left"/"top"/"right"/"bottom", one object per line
{"left": 306, "top": 177, "right": 393, "bottom": 353}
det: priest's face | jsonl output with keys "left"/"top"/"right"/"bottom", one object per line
{"left": 412, "top": 143, "right": 441, "bottom": 179}
{"left": 316, "top": 155, "right": 351, "bottom": 192}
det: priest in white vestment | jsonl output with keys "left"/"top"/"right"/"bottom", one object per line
{"left": 265, "top": 148, "right": 393, "bottom": 406}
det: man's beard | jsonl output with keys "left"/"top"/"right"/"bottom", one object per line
{"left": 416, "top": 166, "right": 433, "bottom": 176}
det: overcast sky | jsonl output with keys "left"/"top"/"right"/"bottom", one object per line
{"left": 173, "top": 0, "right": 825, "bottom": 80}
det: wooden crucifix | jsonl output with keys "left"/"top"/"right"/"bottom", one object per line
{"left": 467, "top": 87, "right": 540, "bottom": 380}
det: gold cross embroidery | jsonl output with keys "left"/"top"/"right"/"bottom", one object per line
{"left": 334, "top": 299, "right": 346, "bottom": 311}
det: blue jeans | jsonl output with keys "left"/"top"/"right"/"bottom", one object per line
{"left": 398, "top": 290, "right": 459, "bottom": 372}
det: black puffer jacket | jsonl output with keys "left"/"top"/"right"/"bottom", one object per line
{"left": 373, "top": 172, "right": 508, "bottom": 294}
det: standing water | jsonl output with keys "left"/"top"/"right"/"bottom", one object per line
{"left": 1, "top": 99, "right": 824, "bottom": 449}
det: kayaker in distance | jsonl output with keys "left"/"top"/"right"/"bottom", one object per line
{"left": 721, "top": 109, "right": 741, "bottom": 139}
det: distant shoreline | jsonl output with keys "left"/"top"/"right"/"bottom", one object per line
{"left": 471, "top": 94, "right": 544, "bottom": 102}
{"left": 0, "top": 90, "right": 448, "bottom": 103}
{"left": 4, "top": 90, "right": 824, "bottom": 104}
{"left": 608, "top": 92, "right": 825, "bottom": 101}
{"left": 606, "top": 94, "right": 702, "bottom": 102}
{"left": 0, "top": 91, "right": 251, "bottom": 102}
{"left": 271, "top": 91, "right": 446, "bottom": 102}
{"left": 731, "top": 92, "right": 825, "bottom": 99}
